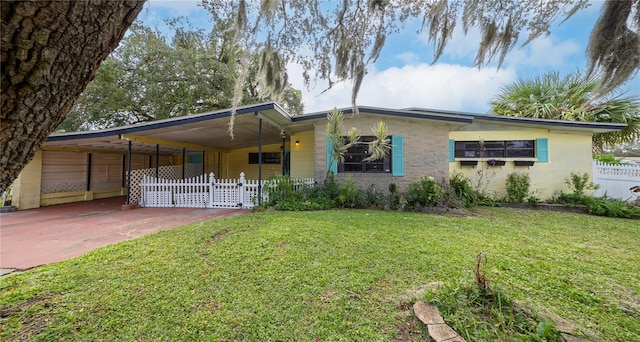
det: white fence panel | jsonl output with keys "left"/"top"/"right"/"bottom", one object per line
{"left": 243, "top": 178, "right": 261, "bottom": 209}
{"left": 175, "top": 175, "right": 208, "bottom": 208}
{"left": 593, "top": 161, "right": 640, "bottom": 202}
{"left": 140, "top": 172, "right": 315, "bottom": 209}
{"left": 210, "top": 175, "right": 241, "bottom": 208}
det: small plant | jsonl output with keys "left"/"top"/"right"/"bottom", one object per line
{"left": 472, "top": 166, "right": 496, "bottom": 196}
{"left": 565, "top": 172, "right": 599, "bottom": 199}
{"left": 425, "top": 254, "right": 563, "bottom": 341}
{"left": 474, "top": 253, "right": 490, "bottom": 290}
{"left": 505, "top": 172, "right": 531, "bottom": 203}
{"left": 527, "top": 194, "right": 542, "bottom": 207}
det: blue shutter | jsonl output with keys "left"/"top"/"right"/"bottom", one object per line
{"left": 536, "top": 138, "right": 549, "bottom": 163}
{"left": 326, "top": 137, "right": 337, "bottom": 174}
{"left": 449, "top": 139, "right": 455, "bottom": 162}
{"left": 392, "top": 135, "right": 404, "bottom": 176}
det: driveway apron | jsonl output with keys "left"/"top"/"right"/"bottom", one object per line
{"left": 0, "top": 197, "right": 248, "bottom": 270}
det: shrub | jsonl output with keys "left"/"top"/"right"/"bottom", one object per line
{"left": 322, "top": 172, "right": 341, "bottom": 202}
{"left": 363, "top": 184, "right": 384, "bottom": 209}
{"left": 337, "top": 178, "right": 360, "bottom": 208}
{"left": 579, "top": 197, "right": 640, "bottom": 219}
{"left": 263, "top": 174, "right": 300, "bottom": 205}
{"left": 594, "top": 154, "right": 627, "bottom": 165}
{"left": 565, "top": 172, "right": 599, "bottom": 199}
{"left": 407, "top": 176, "right": 442, "bottom": 207}
{"left": 505, "top": 172, "right": 530, "bottom": 203}
{"left": 386, "top": 183, "right": 405, "bottom": 210}
{"left": 449, "top": 172, "right": 480, "bottom": 207}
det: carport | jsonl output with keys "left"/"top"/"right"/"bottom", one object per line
{"left": 11, "top": 102, "right": 306, "bottom": 210}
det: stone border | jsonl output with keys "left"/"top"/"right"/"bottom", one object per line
{"left": 413, "top": 301, "right": 465, "bottom": 342}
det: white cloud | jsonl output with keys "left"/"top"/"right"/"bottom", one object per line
{"left": 505, "top": 36, "right": 582, "bottom": 70}
{"left": 288, "top": 62, "right": 517, "bottom": 114}
{"left": 395, "top": 52, "right": 421, "bottom": 65}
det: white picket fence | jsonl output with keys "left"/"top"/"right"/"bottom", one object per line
{"left": 592, "top": 161, "right": 640, "bottom": 202}
{"left": 139, "top": 172, "right": 315, "bottom": 209}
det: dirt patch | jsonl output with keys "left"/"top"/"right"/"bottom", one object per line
{"left": 395, "top": 317, "right": 426, "bottom": 341}
{"left": 0, "top": 295, "right": 54, "bottom": 341}
{"left": 498, "top": 203, "right": 589, "bottom": 214}
{"left": 205, "top": 228, "right": 232, "bottom": 245}
{"left": 198, "top": 228, "right": 234, "bottom": 258}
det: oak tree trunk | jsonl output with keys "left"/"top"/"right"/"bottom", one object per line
{"left": 1, "top": 0, "right": 145, "bottom": 193}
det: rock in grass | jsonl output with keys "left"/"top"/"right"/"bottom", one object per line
{"left": 413, "top": 301, "right": 444, "bottom": 325}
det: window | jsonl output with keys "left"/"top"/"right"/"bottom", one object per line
{"left": 454, "top": 140, "right": 535, "bottom": 158}
{"left": 248, "top": 152, "right": 281, "bottom": 164}
{"left": 339, "top": 136, "right": 392, "bottom": 173}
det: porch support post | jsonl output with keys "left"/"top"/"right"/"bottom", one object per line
{"left": 282, "top": 134, "right": 286, "bottom": 175}
{"left": 126, "top": 140, "right": 132, "bottom": 205}
{"left": 121, "top": 154, "right": 126, "bottom": 188}
{"left": 86, "top": 153, "right": 92, "bottom": 191}
{"left": 155, "top": 144, "right": 159, "bottom": 178}
{"left": 257, "top": 114, "right": 263, "bottom": 206}
{"left": 202, "top": 150, "right": 205, "bottom": 175}
{"left": 182, "top": 148, "right": 186, "bottom": 180}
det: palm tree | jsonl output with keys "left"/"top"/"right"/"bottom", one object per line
{"left": 490, "top": 72, "right": 640, "bottom": 153}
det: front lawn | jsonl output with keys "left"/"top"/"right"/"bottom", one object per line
{"left": 1, "top": 209, "right": 638, "bottom": 340}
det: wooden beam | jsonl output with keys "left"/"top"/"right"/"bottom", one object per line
{"left": 41, "top": 146, "right": 125, "bottom": 155}
{"left": 40, "top": 146, "right": 172, "bottom": 156}
{"left": 120, "top": 134, "right": 229, "bottom": 153}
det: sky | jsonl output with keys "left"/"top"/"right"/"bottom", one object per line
{"left": 138, "top": 1, "right": 639, "bottom": 115}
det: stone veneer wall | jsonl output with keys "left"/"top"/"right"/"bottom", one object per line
{"left": 313, "top": 114, "right": 453, "bottom": 192}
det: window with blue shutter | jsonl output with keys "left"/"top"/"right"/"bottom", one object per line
{"left": 392, "top": 135, "right": 404, "bottom": 176}
{"left": 536, "top": 138, "right": 549, "bottom": 163}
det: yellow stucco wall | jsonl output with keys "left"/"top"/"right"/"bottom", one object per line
{"left": 449, "top": 130, "right": 593, "bottom": 199}
{"left": 11, "top": 150, "right": 43, "bottom": 210}
{"left": 290, "top": 131, "right": 315, "bottom": 179}
{"left": 226, "top": 143, "right": 285, "bottom": 180}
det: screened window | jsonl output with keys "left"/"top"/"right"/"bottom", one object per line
{"left": 339, "top": 136, "right": 392, "bottom": 173}
{"left": 248, "top": 152, "right": 281, "bottom": 164}
{"left": 454, "top": 140, "right": 535, "bottom": 158}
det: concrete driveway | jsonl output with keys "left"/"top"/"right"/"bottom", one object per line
{"left": 0, "top": 197, "right": 248, "bottom": 271}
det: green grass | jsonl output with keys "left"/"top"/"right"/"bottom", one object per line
{"left": 1, "top": 208, "right": 639, "bottom": 341}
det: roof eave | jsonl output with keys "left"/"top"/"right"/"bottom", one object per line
{"left": 293, "top": 106, "right": 473, "bottom": 124}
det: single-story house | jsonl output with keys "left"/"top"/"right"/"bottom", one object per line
{"left": 10, "top": 102, "right": 626, "bottom": 209}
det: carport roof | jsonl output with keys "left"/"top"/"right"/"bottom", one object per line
{"left": 45, "top": 102, "right": 294, "bottom": 155}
